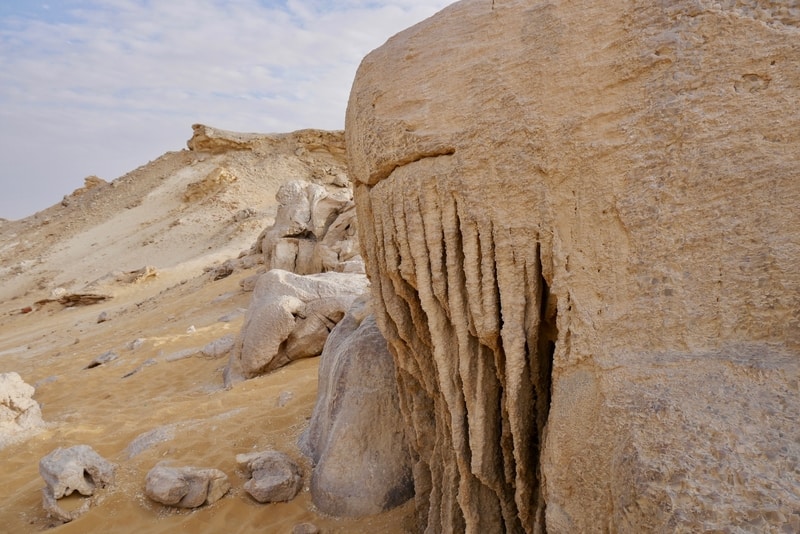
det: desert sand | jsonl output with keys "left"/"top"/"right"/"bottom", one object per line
{"left": 0, "top": 128, "right": 415, "bottom": 533}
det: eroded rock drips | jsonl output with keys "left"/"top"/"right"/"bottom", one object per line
{"left": 346, "top": 0, "right": 800, "bottom": 531}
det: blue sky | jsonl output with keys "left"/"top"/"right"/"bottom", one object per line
{"left": 0, "top": 0, "right": 453, "bottom": 220}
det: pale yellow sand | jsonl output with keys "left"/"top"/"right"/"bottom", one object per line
{"left": 0, "top": 266, "right": 414, "bottom": 533}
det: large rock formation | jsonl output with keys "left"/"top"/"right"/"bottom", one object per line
{"left": 346, "top": 1, "right": 800, "bottom": 532}
{"left": 256, "top": 180, "right": 361, "bottom": 275}
{"left": 224, "top": 269, "right": 369, "bottom": 384}
{"left": 299, "top": 296, "right": 413, "bottom": 517}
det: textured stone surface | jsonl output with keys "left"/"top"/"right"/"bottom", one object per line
{"left": 39, "top": 445, "right": 115, "bottom": 522}
{"left": 224, "top": 269, "right": 368, "bottom": 384}
{"left": 0, "top": 372, "right": 44, "bottom": 447}
{"left": 144, "top": 463, "right": 230, "bottom": 508}
{"left": 236, "top": 450, "right": 303, "bottom": 503}
{"left": 299, "top": 296, "right": 413, "bottom": 517}
{"left": 347, "top": 0, "right": 800, "bottom": 532}
{"left": 201, "top": 335, "right": 236, "bottom": 358}
{"left": 258, "top": 180, "right": 360, "bottom": 275}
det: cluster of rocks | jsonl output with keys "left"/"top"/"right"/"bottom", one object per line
{"left": 255, "top": 180, "right": 361, "bottom": 275}
{"left": 39, "top": 444, "right": 306, "bottom": 523}
{"left": 224, "top": 269, "right": 369, "bottom": 385}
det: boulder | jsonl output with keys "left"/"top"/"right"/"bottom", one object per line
{"left": 144, "top": 463, "right": 230, "bottom": 508}
{"left": 346, "top": 1, "right": 800, "bottom": 532}
{"left": 236, "top": 450, "right": 303, "bottom": 503}
{"left": 299, "top": 296, "right": 413, "bottom": 517}
{"left": 0, "top": 372, "right": 44, "bottom": 447}
{"left": 39, "top": 445, "right": 115, "bottom": 522}
{"left": 224, "top": 269, "right": 368, "bottom": 384}
{"left": 257, "top": 180, "right": 360, "bottom": 274}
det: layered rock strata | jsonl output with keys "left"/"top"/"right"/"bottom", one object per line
{"left": 347, "top": 0, "right": 800, "bottom": 532}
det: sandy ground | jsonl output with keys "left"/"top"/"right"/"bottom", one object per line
{"left": 0, "top": 128, "right": 416, "bottom": 533}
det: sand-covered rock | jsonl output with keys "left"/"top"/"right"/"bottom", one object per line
{"left": 0, "top": 372, "right": 44, "bottom": 447}
{"left": 258, "top": 180, "right": 360, "bottom": 274}
{"left": 201, "top": 335, "right": 236, "bottom": 358}
{"left": 299, "top": 296, "right": 413, "bottom": 517}
{"left": 347, "top": 0, "right": 800, "bottom": 532}
{"left": 224, "top": 269, "right": 369, "bottom": 384}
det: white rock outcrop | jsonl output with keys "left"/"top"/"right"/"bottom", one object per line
{"left": 224, "top": 269, "right": 368, "bottom": 384}
{"left": 0, "top": 372, "right": 44, "bottom": 447}
{"left": 257, "top": 180, "right": 361, "bottom": 275}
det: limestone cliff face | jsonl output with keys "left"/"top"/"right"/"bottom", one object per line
{"left": 346, "top": 0, "right": 800, "bottom": 532}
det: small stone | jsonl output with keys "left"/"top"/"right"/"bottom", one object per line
{"left": 236, "top": 450, "right": 303, "bottom": 503}
{"left": 127, "top": 338, "right": 145, "bottom": 351}
{"left": 145, "top": 463, "right": 230, "bottom": 508}
{"left": 84, "top": 351, "right": 118, "bottom": 369}
{"left": 0, "top": 372, "right": 44, "bottom": 446}
{"left": 96, "top": 311, "right": 109, "bottom": 323}
{"left": 276, "top": 391, "right": 294, "bottom": 407}
{"left": 201, "top": 335, "right": 235, "bottom": 358}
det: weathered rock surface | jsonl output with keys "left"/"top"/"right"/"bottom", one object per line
{"left": 347, "top": 0, "right": 800, "bottom": 532}
{"left": 224, "top": 269, "right": 368, "bottom": 384}
{"left": 236, "top": 450, "right": 303, "bottom": 503}
{"left": 144, "top": 463, "right": 230, "bottom": 508}
{"left": 201, "top": 335, "right": 236, "bottom": 358}
{"left": 256, "top": 180, "right": 361, "bottom": 275}
{"left": 39, "top": 445, "right": 115, "bottom": 522}
{"left": 299, "top": 295, "right": 413, "bottom": 517}
{"left": 0, "top": 372, "right": 44, "bottom": 447}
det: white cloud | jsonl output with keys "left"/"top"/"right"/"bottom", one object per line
{"left": 0, "top": 0, "right": 454, "bottom": 219}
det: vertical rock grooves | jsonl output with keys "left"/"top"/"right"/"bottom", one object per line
{"left": 355, "top": 157, "right": 553, "bottom": 533}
